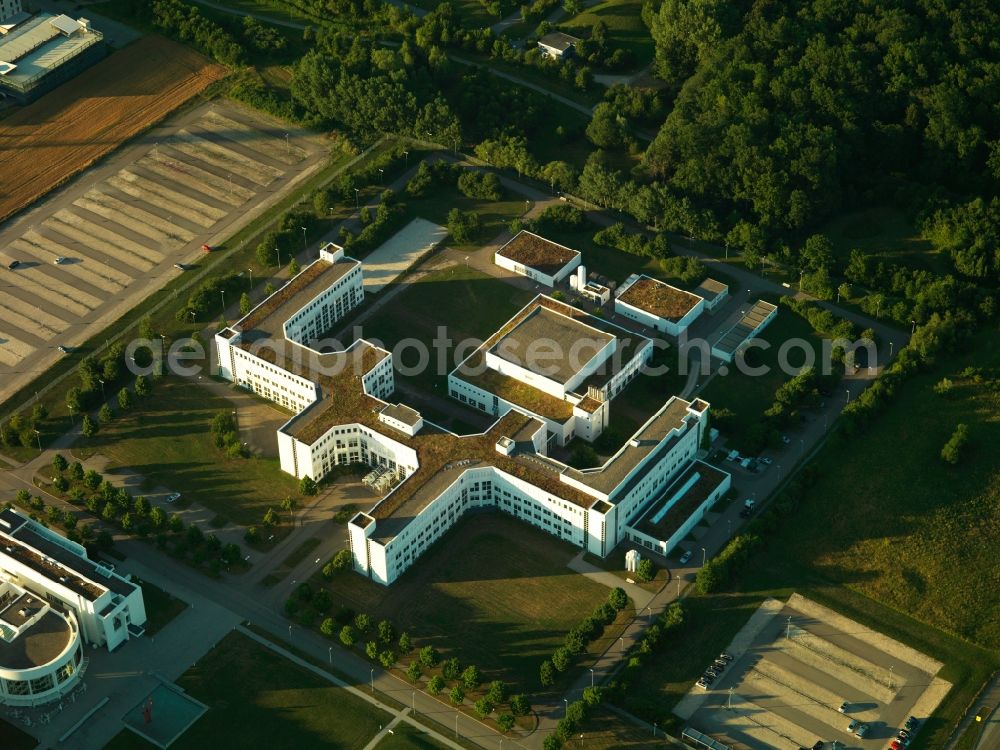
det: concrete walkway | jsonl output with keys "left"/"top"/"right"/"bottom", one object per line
{"left": 567, "top": 551, "right": 654, "bottom": 610}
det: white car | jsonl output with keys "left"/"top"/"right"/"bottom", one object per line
{"left": 679, "top": 550, "right": 693, "bottom": 564}
{"left": 54, "top": 256, "right": 68, "bottom": 264}
{"left": 165, "top": 492, "right": 181, "bottom": 503}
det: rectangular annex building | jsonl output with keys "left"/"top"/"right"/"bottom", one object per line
{"left": 213, "top": 237, "right": 729, "bottom": 587}
{"left": 494, "top": 230, "right": 581, "bottom": 287}
{"left": 693, "top": 278, "right": 729, "bottom": 311}
{"left": 615, "top": 274, "right": 706, "bottom": 336}
{"left": 711, "top": 300, "right": 778, "bottom": 362}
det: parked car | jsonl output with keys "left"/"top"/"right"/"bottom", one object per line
{"left": 838, "top": 701, "right": 850, "bottom": 713}
{"left": 166, "top": 492, "right": 181, "bottom": 503}
{"left": 760, "top": 457, "right": 773, "bottom": 465}
{"left": 7, "top": 259, "right": 20, "bottom": 270}
{"left": 855, "top": 724, "right": 869, "bottom": 738}
{"left": 679, "top": 550, "right": 693, "bottom": 564}
{"left": 174, "top": 263, "right": 187, "bottom": 270}
{"left": 847, "top": 720, "right": 859, "bottom": 733}
{"left": 54, "top": 256, "right": 68, "bottom": 264}
{"left": 889, "top": 741, "right": 902, "bottom": 750}
{"left": 896, "top": 734, "right": 911, "bottom": 746}
{"left": 905, "top": 717, "right": 919, "bottom": 731}
{"left": 812, "top": 743, "right": 824, "bottom": 750}
{"left": 57, "top": 345, "right": 69, "bottom": 354}
{"left": 718, "top": 652, "right": 733, "bottom": 662}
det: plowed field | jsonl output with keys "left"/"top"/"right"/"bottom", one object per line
{"left": 0, "top": 35, "right": 226, "bottom": 223}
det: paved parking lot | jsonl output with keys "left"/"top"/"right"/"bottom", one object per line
{"left": 677, "top": 595, "right": 951, "bottom": 750}
{"left": 0, "top": 100, "right": 327, "bottom": 404}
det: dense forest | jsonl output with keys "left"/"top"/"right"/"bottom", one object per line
{"left": 132, "top": 0, "right": 998, "bottom": 327}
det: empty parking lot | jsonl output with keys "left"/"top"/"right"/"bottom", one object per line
{"left": 0, "top": 100, "right": 326, "bottom": 404}
{"left": 676, "top": 594, "right": 951, "bottom": 750}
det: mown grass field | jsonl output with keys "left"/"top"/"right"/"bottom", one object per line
{"left": 73, "top": 377, "right": 299, "bottom": 527}
{"left": 322, "top": 513, "right": 627, "bottom": 688}
{"left": 104, "top": 632, "right": 391, "bottom": 750}
{"left": 560, "top": 0, "right": 655, "bottom": 71}
{"left": 616, "top": 326, "right": 1000, "bottom": 749}
{"left": 820, "top": 205, "right": 946, "bottom": 274}
{"left": 375, "top": 723, "right": 450, "bottom": 750}
{"left": 699, "top": 305, "right": 832, "bottom": 447}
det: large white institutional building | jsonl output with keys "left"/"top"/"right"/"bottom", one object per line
{"left": 215, "top": 236, "right": 730, "bottom": 585}
{"left": 0, "top": 508, "right": 147, "bottom": 706}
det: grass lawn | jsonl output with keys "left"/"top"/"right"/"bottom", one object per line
{"left": 73, "top": 377, "right": 300, "bottom": 527}
{"left": 0, "top": 719, "right": 36, "bottom": 750}
{"left": 953, "top": 720, "right": 985, "bottom": 750}
{"left": 262, "top": 536, "right": 322, "bottom": 587}
{"left": 135, "top": 578, "right": 188, "bottom": 636}
{"left": 320, "top": 513, "right": 629, "bottom": 689}
{"left": 699, "top": 304, "right": 832, "bottom": 449}
{"left": 560, "top": 0, "right": 655, "bottom": 72}
{"left": 375, "top": 723, "right": 450, "bottom": 750}
{"left": 104, "top": 631, "right": 391, "bottom": 750}
{"left": 408, "top": 0, "right": 504, "bottom": 27}
{"left": 820, "top": 205, "right": 946, "bottom": 274}
{"left": 400, "top": 185, "right": 526, "bottom": 255}
{"left": 614, "top": 327, "right": 1000, "bottom": 749}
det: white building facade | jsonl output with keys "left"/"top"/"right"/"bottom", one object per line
{"left": 0, "top": 509, "right": 147, "bottom": 706}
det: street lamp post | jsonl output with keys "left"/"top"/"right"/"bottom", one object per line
{"left": 589, "top": 668, "right": 594, "bottom": 687}
{"left": 404, "top": 150, "right": 409, "bottom": 168}
{"left": 845, "top": 389, "right": 851, "bottom": 404}
{"left": 248, "top": 267, "right": 253, "bottom": 289}
{"left": 370, "top": 667, "right": 375, "bottom": 694}
{"left": 619, "top": 637, "right": 625, "bottom": 652}
{"left": 911, "top": 319, "right": 917, "bottom": 334}
{"left": 701, "top": 547, "right": 707, "bottom": 566}
{"left": 378, "top": 167, "right": 384, "bottom": 185}
{"left": 454, "top": 714, "right": 458, "bottom": 739}
{"left": 221, "top": 290, "right": 226, "bottom": 313}
{"left": 300, "top": 226, "right": 307, "bottom": 252}
{"left": 33, "top": 430, "right": 41, "bottom": 452}
{"left": 288, "top": 624, "right": 293, "bottom": 638}
{"left": 564, "top": 698, "right": 569, "bottom": 717}
{"left": 354, "top": 188, "right": 360, "bottom": 210}
{"left": 328, "top": 646, "right": 332, "bottom": 664}
{"left": 98, "top": 379, "right": 105, "bottom": 400}
{"left": 188, "top": 310, "right": 196, "bottom": 323}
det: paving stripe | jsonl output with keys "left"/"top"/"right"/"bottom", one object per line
{"left": 171, "top": 131, "right": 282, "bottom": 186}
{"left": 14, "top": 233, "right": 127, "bottom": 294}
{"left": 4, "top": 282, "right": 78, "bottom": 327}
{"left": 0, "top": 329, "right": 32, "bottom": 365}
{"left": 0, "top": 297, "right": 65, "bottom": 340}
{"left": 198, "top": 110, "right": 307, "bottom": 165}
{"left": 2, "top": 247, "right": 104, "bottom": 311}
{"left": 138, "top": 153, "right": 254, "bottom": 205}
{"left": 47, "top": 212, "right": 157, "bottom": 272}
{"left": 115, "top": 170, "right": 228, "bottom": 223}
{"left": 73, "top": 193, "right": 193, "bottom": 245}
{"left": 4, "top": 266, "right": 94, "bottom": 318}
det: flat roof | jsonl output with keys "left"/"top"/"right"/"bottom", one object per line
{"left": 714, "top": 300, "right": 778, "bottom": 355}
{"left": 0, "top": 591, "right": 41, "bottom": 628}
{"left": 496, "top": 231, "right": 580, "bottom": 275}
{"left": 237, "top": 257, "right": 359, "bottom": 346}
{"left": 619, "top": 276, "right": 703, "bottom": 322}
{"left": 457, "top": 351, "right": 575, "bottom": 421}
{"left": 538, "top": 32, "right": 580, "bottom": 51}
{"left": 565, "top": 397, "right": 692, "bottom": 496}
{"left": 492, "top": 306, "right": 614, "bottom": 385}
{"left": 0, "top": 609, "right": 72, "bottom": 670}
{"left": 1, "top": 508, "right": 135, "bottom": 600}
{"left": 381, "top": 403, "right": 421, "bottom": 426}
{"left": 694, "top": 278, "right": 728, "bottom": 300}
{"left": 633, "top": 460, "right": 728, "bottom": 539}
{"left": 0, "top": 13, "right": 101, "bottom": 89}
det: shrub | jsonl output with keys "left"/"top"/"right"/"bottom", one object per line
{"left": 540, "top": 660, "right": 555, "bottom": 687}
{"left": 320, "top": 618, "right": 336, "bottom": 637}
{"left": 636, "top": 558, "right": 655, "bottom": 582}
{"left": 551, "top": 647, "right": 571, "bottom": 672}
{"left": 474, "top": 698, "right": 493, "bottom": 718}
{"left": 498, "top": 712, "right": 515, "bottom": 732}
{"left": 428, "top": 675, "right": 445, "bottom": 694}
{"left": 406, "top": 661, "right": 422, "bottom": 682}
{"left": 510, "top": 694, "right": 531, "bottom": 716}
{"left": 461, "top": 664, "right": 481, "bottom": 690}
{"left": 607, "top": 587, "right": 628, "bottom": 611}
{"left": 486, "top": 680, "right": 507, "bottom": 704}
{"left": 941, "top": 423, "right": 970, "bottom": 464}
{"left": 457, "top": 170, "right": 502, "bottom": 200}
{"left": 419, "top": 645, "right": 440, "bottom": 668}
{"left": 441, "top": 656, "right": 460, "bottom": 680}
{"left": 450, "top": 686, "right": 465, "bottom": 705}
{"left": 379, "top": 650, "right": 395, "bottom": 668}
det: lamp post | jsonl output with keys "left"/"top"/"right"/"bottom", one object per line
{"left": 564, "top": 698, "right": 569, "bottom": 717}
{"left": 619, "top": 637, "right": 625, "bottom": 652}
{"left": 188, "top": 310, "right": 196, "bottom": 323}
{"left": 404, "top": 150, "right": 409, "bottom": 168}
{"left": 288, "top": 624, "right": 293, "bottom": 639}
{"left": 701, "top": 547, "right": 707, "bottom": 566}
{"left": 845, "top": 389, "right": 851, "bottom": 404}
{"left": 370, "top": 667, "right": 375, "bottom": 695}
{"left": 589, "top": 668, "right": 594, "bottom": 687}
{"left": 889, "top": 341, "right": 894, "bottom": 358}
{"left": 378, "top": 168, "right": 384, "bottom": 185}
{"left": 328, "top": 646, "right": 332, "bottom": 664}
{"left": 354, "top": 188, "right": 360, "bottom": 210}
{"left": 98, "top": 379, "right": 105, "bottom": 400}
{"left": 33, "top": 429, "right": 41, "bottom": 452}
{"left": 300, "top": 226, "right": 307, "bottom": 252}
{"left": 454, "top": 714, "right": 458, "bottom": 739}
{"left": 284, "top": 132, "right": 290, "bottom": 156}
{"left": 221, "top": 290, "right": 226, "bottom": 313}
{"left": 911, "top": 319, "right": 917, "bottom": 334}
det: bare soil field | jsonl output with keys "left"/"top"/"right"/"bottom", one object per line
{"left": 0, "top": 35, "right": 226, "bottom": 223}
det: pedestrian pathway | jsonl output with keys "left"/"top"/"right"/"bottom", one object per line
{"left": 567, "top": 551, "right": 654, "bottom": 610}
